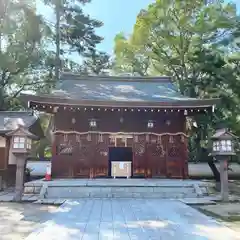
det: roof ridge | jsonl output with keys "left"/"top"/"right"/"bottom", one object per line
{"left": 60, "top": 72, "right": 171, "bottom": 82}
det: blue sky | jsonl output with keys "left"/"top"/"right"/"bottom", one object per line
{"left": 84, "top": 0, "right": 155, "bottom": 54}
{"left": 38, "top": 0, "right": 239, "bottom": 56}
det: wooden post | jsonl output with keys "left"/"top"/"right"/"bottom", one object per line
{"left": 220, "top": 158, "right": 229, "bottom": 202}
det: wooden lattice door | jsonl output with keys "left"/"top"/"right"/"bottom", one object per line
{"left": 147, "top": 135, "right": 167, "bottom": 178}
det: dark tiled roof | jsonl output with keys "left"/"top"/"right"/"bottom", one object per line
{"left": 51, "top": 73, "right": 193, "bottom": 102}
{"left": 0, "top": 111, "right": 37, "bottom": 133}
{"left": 20, "top": 73, "right": 219, "bottom": 108}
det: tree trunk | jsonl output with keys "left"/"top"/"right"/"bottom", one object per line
{"left": 55, "top": 0, "right": 61, "bottom": 81}
{"left": 207, "top": 158, "right": 220, "bottom": 182}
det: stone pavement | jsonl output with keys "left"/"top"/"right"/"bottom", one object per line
{"left": 26, "top": 199, "right": 240, "bottom": 240}
{"left": 0, "top": 202, "right": 58, "bottom": 240}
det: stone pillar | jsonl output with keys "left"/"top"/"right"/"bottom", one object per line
{"left": 220, "top": 158, "right": 229, "bottom": 202}
{"left": 14, "top": 156, "right": 26, "bottom": 202}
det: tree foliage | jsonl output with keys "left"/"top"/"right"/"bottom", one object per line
{"left": 0, "top": 0, "right": 53, "bottom": 110}
{"left": 113, "top": 0, "right": 240, "bottom": 162}
{"left": 43, "top": 0, "right": 104, "bottom": 69}
{"left": 113, "top": 33, "right": 150, "bottom": 76}
{"left": 78, "top": 49, "right": 111, "bottom": 75}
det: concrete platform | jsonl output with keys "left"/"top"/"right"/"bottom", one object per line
{"left": 24, "top": 179, "right": 213, "bottom": 200}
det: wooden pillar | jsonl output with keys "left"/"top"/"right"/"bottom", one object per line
{"left": 51, "top": 134, "right": 57, "bottom": 178}
{"left": 182, "top": 114, "right": 189, "bottom": 179}
{"left": 183, "top": 136, "right": 189, "bottom": 179}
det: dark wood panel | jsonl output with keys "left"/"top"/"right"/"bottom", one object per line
{"left": 0, "top": 148, "right": 6, "bottom": 170}
{"left": 132, "top": 135, "right": 147, "bottom": 177}
{"left": 166, "top": 135, "right": 184, "bottom": 178}
{"left": 147, "top": 135, "right": 167, "bottom": 178}
{"left": 54, "top": 111, "right": 185, "bottom": 134}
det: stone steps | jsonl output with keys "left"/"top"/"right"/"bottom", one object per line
{"left": 23, "top": 179, "right": 212, "bottom": 200}
{"left": 42, "top": 185, "right": 205, "bottom": 199}
{"left": 47, "top": 186, "right": 192, "bottom": 199}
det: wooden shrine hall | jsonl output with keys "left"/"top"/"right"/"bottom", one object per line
{"left": 21, "top": 73, "right": 219, "bottom": 179}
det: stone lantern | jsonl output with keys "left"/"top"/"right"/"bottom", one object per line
{"left": 6, "top": 126, "right": 37, "bottom": 201}
{"left": 209, "top": 128, "right": 237, "bottom": 202}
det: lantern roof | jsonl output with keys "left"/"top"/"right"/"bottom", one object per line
{"left": 21, "top": 72, "right": 220, "bottom": 109}
{"left": 211, "top": 128, "right": 237, "bottom": 140}
{"left": 6, "top": 125, "right": 38, "bottom": 140}
{"left": 0, "top": 111, "right": 44, "bottom": 138}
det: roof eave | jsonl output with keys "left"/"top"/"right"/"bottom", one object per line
{"left": 21, "top": 93, "right": 220, "bottom": 109}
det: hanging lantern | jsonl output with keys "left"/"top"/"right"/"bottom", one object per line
{"left": 166, "top": 120, "right": 171, "bottom": 126}
{"left": 89, "top": 119, "right": 97, "bottom": 127}
{"left": 71, "top": 118, "right": 76, "bottom": 124}
{"left": 147, "top": 120, "right": 154, "bottom": 128}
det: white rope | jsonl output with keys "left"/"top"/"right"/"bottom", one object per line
{"left": 53, "top": 130, "right": 188, "bottom": 137}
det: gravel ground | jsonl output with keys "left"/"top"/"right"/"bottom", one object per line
{"left": 0, "top": 203, "right": 58, "bottom": 240}
{"left": 194, "top": 204, "right": 240, "bottom": 234}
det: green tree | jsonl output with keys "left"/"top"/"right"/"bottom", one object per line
{"left": 113, "top": 33, "right": 150, "bottom": 76}
{"left": 132, "top": 0, "right": 238, "bottom": 94}
{"left": 43, "top": 0, "right": 104, "bottom": 79}
{"left": 0, "top": 0, "right": 53, "bottom": 110}
{"left": 31, "top": 114, "right": 52, "bottom": 158}
{"left": 187, "top": 47, "right": 240, "bottom": 161}
{"left": 113, "top": 0, "right": 240, "bottom": 163}
{"left": 79, "top": 49, "right": 111, "bottom": 75}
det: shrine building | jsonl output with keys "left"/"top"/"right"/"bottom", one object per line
{"left": 21, "top": 73, "right": 219, "bottom": 179}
